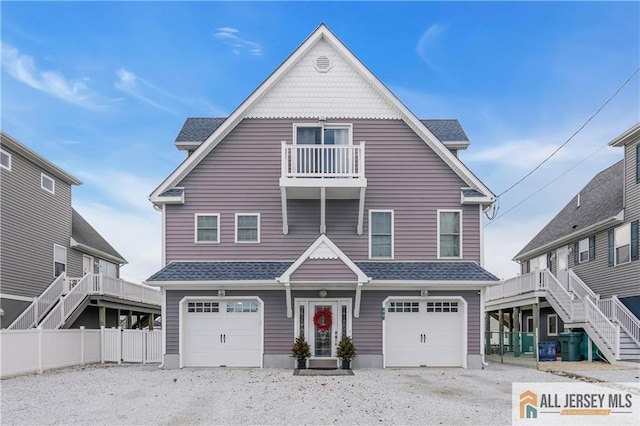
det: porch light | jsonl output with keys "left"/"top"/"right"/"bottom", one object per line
{"left": 421, "top": 290, "right": 429, "bottom": 297}
{"left": 217, "top": 290, "right": 225, "bottom": 297}
{"left": 319, "top": 289, "right": 328, "bottom": 298}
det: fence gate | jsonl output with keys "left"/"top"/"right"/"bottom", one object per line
{"left": 101, "top": 327, "right": 162, "bottom": 364}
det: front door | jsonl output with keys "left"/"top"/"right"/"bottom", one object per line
{"left": 82, "top": 255, "right": 93, "bottom": 276}
{"left": 309, "top": 302, "right": 338, "bottom": 357}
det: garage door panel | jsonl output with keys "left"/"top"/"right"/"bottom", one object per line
{"left": 182, "top": 299, "right": 262, "bottom": 368}
{"left": 385, "top": 300, "right": 465, "bottom": 368}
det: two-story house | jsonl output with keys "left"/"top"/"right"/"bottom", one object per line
{"left": 485, "top": 123, "right": 640, "bottom": 364}
{"left": 146, "top": 24, "right": 499, "bottom": 369}
{"left": 0, "top": 131, "right": 160, "bottom": 330}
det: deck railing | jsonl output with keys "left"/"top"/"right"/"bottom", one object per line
{"left": 485, "top": 270, "right": 545, "bottom": 302}
{"left": 585, "top": 297, "right": 619, "bottom": 357}
{"left": 567, "top": 270, "right": 598, "bottom": 304}
{"left": 281, "top": 142, "right": 365, "bottom": 179}
{"left": 599, "top": 296, "right": 640, "bottom": 346}
{"left": 36, "top": 274, "right": 160, "bottom": 330}
{"left": 7, "top": 274, "right": 68, "bottom": 330}
{"left": 543, "top": 270, "right": 575, "bottom": 322}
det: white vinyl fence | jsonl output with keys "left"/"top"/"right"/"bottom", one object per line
{"left": 1, "top": 327, "right": 162, "bottom": 378}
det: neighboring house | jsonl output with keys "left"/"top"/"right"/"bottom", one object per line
{"left": 146, "top": 24, "right": 499, "bottom": 370}
{"left": 0, "top": 131, "right": 160, "bottom": 330}
{"left": 485, "top": 123, "right": 640, "bottom": 363}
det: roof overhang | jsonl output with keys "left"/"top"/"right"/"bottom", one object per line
{"left": 443, "top": 140, "right": 471, "bottom": 150}
{"left": 143, "top": 280, "right": 280, "bottom": 290}
{"left": 175, "top": 141, "right": 201, "bottom": 151}
{"left": 148, "top": 24, "right": 495, "bottom": 207}
{"left": 366, "top": 280, "right": 499, "bottom": 290}
{"left": 1, "top": 131, "right": 82, "bottom": 185}
{"left": 513, "top": 210, "right": 624, "bottom": 262}
{"left": 461, "top": 188, "right": 494, "bottom": 206}
{"left": 608, "top": 122, "right": 640, "bottom": 147}
{"left": 150, "top": 188, "right": 185, "bottom": 206}
{"left": 70, "top": 237, "right": 127, "bottom": 265}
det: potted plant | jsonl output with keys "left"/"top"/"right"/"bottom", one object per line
{"left": 291, "top": 334, "right": 311, "bottom": 369}
{"left": 336, "top": 334, "right": 357, "bottom": 369}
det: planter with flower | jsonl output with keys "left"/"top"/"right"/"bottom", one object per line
{"left": 336, "top": 334, "right": 357, "bottom": 369}
{"left": 291, "top": 334, "right": 311, "bottom": 369}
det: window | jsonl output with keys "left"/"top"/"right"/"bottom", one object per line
{"left": 187, "top": 301, "right": 219, "bottom": 313}
{"left": 614, "top": 223, "right": 631, "bottom": 265}
{"left": 195, "top": 214, "right": 219, "bottom": 243}
{"left": 226, "top": 301, "right": 259, "bottom": 313}
{"left": 235, "top": 213, "right": 260, "bottom": 243}
{"left": 0, "top": 149, "right": 11, "bottom": 171}
{"left": 53, "top": 244, "right": 67, "bottom": 277}
{"left": 426, "top": 301, "right": 458, "bottom": 313}
{"left": 578, "top": 238, "right": 589, "bottom": 262}
{"left": 438, "top": 210, "right": 461, "bottom": 258}
{"left": 388, "top": 302, "right": 419, "bottom": 313}
{"left": 525, "top": 316, "right": 534, "bottom": 333}
{"left": 369, "top": 210, "right": 393, "bottom": 258}
{"left": 41, "top": 173, "right": 55, "bottom": 194}
{"left": 294, "top": 124, "right": 352, "bottom": 174}
{"left": 547, "top": 314, "right": 558, "bottom": 336}
{"left": 98, "top": 259, "right": 117, "bottom": 277}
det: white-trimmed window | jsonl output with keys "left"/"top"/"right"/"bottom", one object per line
{"left": 195, "top": 214, "right": 220, "bottom": 243}
{"left": 0, "top": 149, "right": 11, "bottom": 171}
{"left": 525, "top": 316, "right": 534, "bottom": 333}
{"left": 369, "top": 210, "right": 393, "bottom": 258}
{"left": 426, "top": 301, "right": 459, "bottom": 312}
{"left": 98, "top": 259, "right": 117, "bottom": 277}
{"left": 294, "top": 123, "right": 352, "bottom": 174}
{"left": 388, "top": 302, "right": 419, "bottom": 313}
{"left": 547, "top": 314, "right": 558, "bottom": 336}
{"left": 235, "top": 213, "right": 260, "bottom": 243}
{"left": 614, "top": 223, "right": 631, "bottom": 265}
{"left": 187, "top": 301, "right": 219, "bottom": 313}
{"left": 227, "top": 301, "right": 259, "bottom": 313}
{"left": 53, "top": 244, "right": 67, "bottom": 277}
{"left": 578, "top": 238, "right": 589, "bottom": 263}
{"left": 438, "top": 210, "right": 462, "bottom": 258}
{"left": 41, "top": 173, "right": 55, "bottom": 194}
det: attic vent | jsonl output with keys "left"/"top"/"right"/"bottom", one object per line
{"left": 315, "top": 56, "right": 332, "bottom": 73}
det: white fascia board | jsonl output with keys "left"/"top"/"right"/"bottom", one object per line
{"left": 70, "top": 238, "right": 127, "bottom": 265}
{"left": 608, "top": 122, "right": 640, "bottom": 147}
{"left": 366, "top": 280, "right": 499, "bottom": 290}
{"left": 443, "top": 141, "right": 471, "bottom": 150}
{"left": 149, "top": 24, "right": 495, "bottom": 204}
{"left": 174, "top": 141, "right": 202, "bottom": 151}
{"left": 149, "top": 188, "right": 185, "bottom": 206}
{"left": 513, "top": 211, "right": 624, "bottom": 261}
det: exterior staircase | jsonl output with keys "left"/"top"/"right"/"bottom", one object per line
{"left": 486, "top": 269, "right": 640, "bottom": 365}
{"left": 8, "top": 273, "right": 161, "bottom": 330}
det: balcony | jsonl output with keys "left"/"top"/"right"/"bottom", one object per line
{"left": 279, "top": 142, "right": 367, "bottom": 235}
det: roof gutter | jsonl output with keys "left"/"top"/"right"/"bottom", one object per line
{"left": 513, "top": 210, "right": 624, "bottom": 262}
{"left": 608, "top": 122, "right": 640, "bottom": 147}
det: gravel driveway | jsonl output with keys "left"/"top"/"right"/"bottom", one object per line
{"left": 0, "top": 362, "right": 595, "bottom": 425}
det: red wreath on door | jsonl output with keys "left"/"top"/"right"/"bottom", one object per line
{"left": 313, "top": 309, "right": 332, "bottom": 331}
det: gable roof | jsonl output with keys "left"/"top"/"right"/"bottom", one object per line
{"left": 608, "top": 122, "right": 640, "bottom": 147}
{"left": 514, "top": 160, "right": 624, "bottom": 260}
{"left": 149, "top": 24, "right": 495, "bottom": 204}
{"left": 71, "top": 209, "right": 127, "bottom": 264}
{"left": 1, "top": 131, "right": 82, "bottom": 186}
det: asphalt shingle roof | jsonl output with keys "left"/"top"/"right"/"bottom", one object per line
{"left": 72, "top": 209, "right": 126, "bottom": 263}
{"left": 174, "top": 118, "right": 469, "bottom": 144}
{"left": 146, "top": 261, "right": 498, "bottom": 282}
{"left": 159, "top": 188, "right": 184, "bottom": 197}
{"left": 515, "top": 160, "right": 624, "bottom": 259}
{"left": 462, "top": 188, "right": 486, "bottom": 198}
{"left": 420, "top": 119, "right": 469, "bottom": 142}
{"left": 175, "top": 118, "right": 226, "bottom": 143}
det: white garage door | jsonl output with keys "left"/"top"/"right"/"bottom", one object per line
{"left": 385, "top": 300, "right": 465, "bottom": 367}
{"left": 182, "top": 299, "right": 262, "bottom": 367}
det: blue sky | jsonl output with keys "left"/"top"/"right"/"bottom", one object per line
{"left": 2, "top": 1, "right": 638, "bottom": 282}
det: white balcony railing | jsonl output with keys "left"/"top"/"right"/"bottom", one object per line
{"left": 485, "top": 270, "right": 546, "bottom": 302}
{"left": 37, "top": 274, "right": 160, "bottom": 329}
{"left": 599, "top": 296, "right": 640, "bottom": 346}
{"left": 281, "top": 142, "right": 365, "bottom": 179}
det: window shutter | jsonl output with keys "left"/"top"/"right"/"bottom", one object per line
{"left": 608, "top": 229, "right": 614, "bottom": 267}
{"left": 636, "top": 144, "right": 640, "bottom": 184}
{"left": 573, "top": 241, "right": 579, "bottom": 265}
{"left": 547, "top": 253, "right": 552, "bottom": 269}
{"left": 589, "top": 236, "right": 595, "bottom": 260}
{"left": 631, "top": 220, "right": 639, "bottom": 261}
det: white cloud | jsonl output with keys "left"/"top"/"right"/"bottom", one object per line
{"left": 114, "top": 67, "right": 174, "bottom": 112}
{"left": 416, "top": 23, "right": 448, "bottom": 76}
{"left": 214, "top": 27, "right": 263, "bottom": 56}
{"left": 0, "top": 42, "right": 102, "bottom": 110}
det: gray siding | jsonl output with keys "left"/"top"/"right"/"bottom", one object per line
{"left": 625, "top": 140, "right": 640, "bottom": 221}
{"left": 165, "top": 289, "right": 481, "bottom": 356}
{"left": 0, "top": 144, "right": 72, "bottom": 298}
{"left": 291, "top": 259, "right": 356, "bottom": 282}
{"left": 166, "top": 118, "right": 480, "bottom": 263}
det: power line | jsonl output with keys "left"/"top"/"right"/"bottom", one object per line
{"left": 496, "top": 66, "right": 640, "bottom": 199}
{"left": 485, "top": 140, "right": 612, "bottom": 227}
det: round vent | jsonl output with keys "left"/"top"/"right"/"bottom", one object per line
{"left": 314, "top": 55, "right": 332, "bottom": 73}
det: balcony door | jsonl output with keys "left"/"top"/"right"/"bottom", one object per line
{"left": 295, "top": 125, "right": 351, "bottom": 175}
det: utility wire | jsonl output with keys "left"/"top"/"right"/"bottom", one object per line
{"left": 485, "top": 140, "right": 612, "bottom": 227}
{"left": 495, "top": 66, "right": 640, "bottom": 199}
